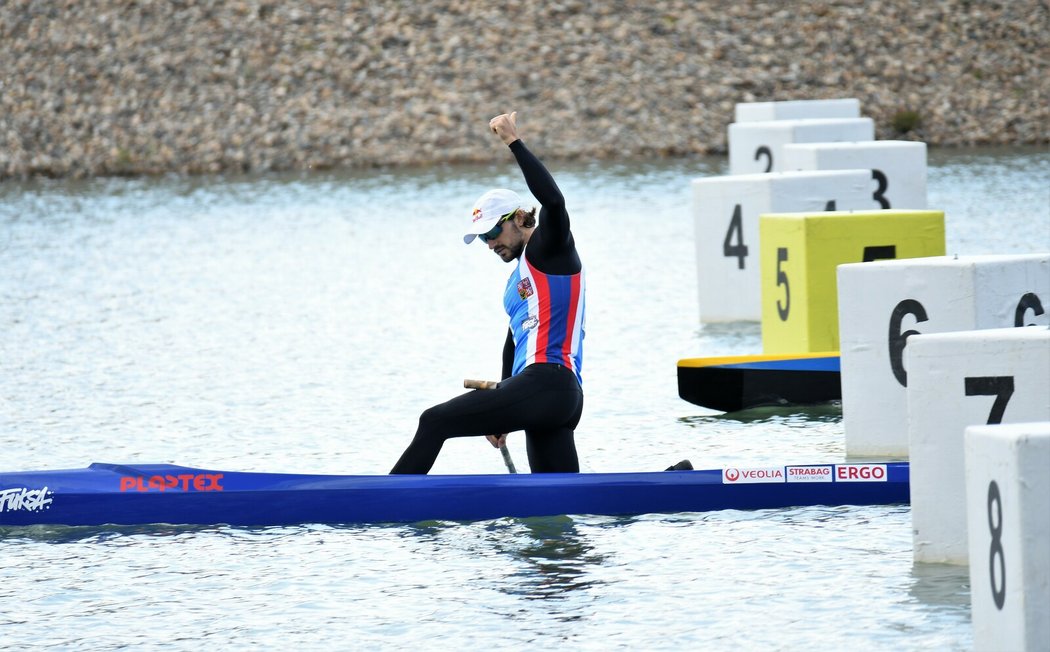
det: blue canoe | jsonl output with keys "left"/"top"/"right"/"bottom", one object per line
{"left": 0, "top": 462, "right": 909, "bottom": 527}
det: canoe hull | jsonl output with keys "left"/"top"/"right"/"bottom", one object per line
{"left": 0, "top": 462, "right": 909, "bottom": 527}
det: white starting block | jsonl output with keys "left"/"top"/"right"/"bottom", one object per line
{"left": 734, "top": 98, "right": 861, "bottom": 122}
{"left": 839, "top": 254, "right": 1050, "bottom": 457}
{"left": 781, "top": 141, "right": 928, "bottom": 210}
{"left": 692, "top": 170, "right": 873, "bottom": 322}
{"left": 728, "top": 118, "right": 874, "bottom": 175}
{"left": 965, "top": 422, "right": 1050, "bottom": 652}
{"left": 907, "top": 326, "right": 1050, "bottom": 564}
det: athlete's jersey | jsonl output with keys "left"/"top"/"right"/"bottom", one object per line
{"left": 498, "top": 139, "right": 585, "bottom": 386}
{"left": 504, "top": 249, "right": 585, "bottom": 384}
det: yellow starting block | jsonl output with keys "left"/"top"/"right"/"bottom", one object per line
{"left": 759, "top": 209, "right": 945, "bottom": 353}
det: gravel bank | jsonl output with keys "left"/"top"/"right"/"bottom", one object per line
{"left": 1, "top": 0, "right": 1046, "bottom": 179}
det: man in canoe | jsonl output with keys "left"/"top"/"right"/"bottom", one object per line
{"left": 391, "top": 111, "right": 585, "bottom": 474}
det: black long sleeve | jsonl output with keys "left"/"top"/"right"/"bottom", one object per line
{"left": 509, "top": 140, "right": 581, "bottom": 276}
{"left": 500, "top": 140, "right": 583, "bottom": 379}
{"left": 501, "top": 329, "right": 514, "bottom": 380}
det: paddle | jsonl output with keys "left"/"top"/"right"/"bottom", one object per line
{"left": 463, "top": 379, "right": 518, "bottom": 473}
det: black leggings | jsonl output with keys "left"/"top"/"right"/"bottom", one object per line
{"left": 390, "top": 363, "right": 583, "bottom": 474}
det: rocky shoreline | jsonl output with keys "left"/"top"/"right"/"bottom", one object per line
{"left": 2, "top": 0, "right": 1046, "bottom": 179}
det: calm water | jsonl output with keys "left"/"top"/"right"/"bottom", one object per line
{"left": 1, "top": 145, "right": 1047, "bottom": 649}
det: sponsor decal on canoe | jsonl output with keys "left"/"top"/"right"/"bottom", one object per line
{"left": 119, "top": 474, "right": 224, "bottom": 492}
{"left": 785, "top": 465, "right": 834, "bottom": 483}
{"left": 0, "top": 487, "right": 53, "bottom": 513}
{"left": 722, "top": 467, "right": 785, "bottom": 484}
{"left": 834, "top": 464, "right": 887, "bottom": 482}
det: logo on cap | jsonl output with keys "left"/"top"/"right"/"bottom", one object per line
{"left": 472, "top": 208, "right": 484, "bottom": 223}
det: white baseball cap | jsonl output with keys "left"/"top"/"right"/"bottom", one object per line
{"left": 463, "top": 188, "right": 523, "bottom": 244}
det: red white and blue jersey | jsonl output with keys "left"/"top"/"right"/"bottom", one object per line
{"left": 504, "top": 250, "right": 585, "bottom": 385}
{"left": 496, "top": 139, "right": 585, "bottom": 386}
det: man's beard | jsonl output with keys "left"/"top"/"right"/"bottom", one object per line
{"left": 499, "top": 239, "right": 525, "bottom": 261}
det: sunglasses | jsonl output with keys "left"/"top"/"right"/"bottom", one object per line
{"left": 478, "top": 211, "right": 516, "bottom": 243}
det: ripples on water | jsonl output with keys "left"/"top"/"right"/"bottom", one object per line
{"left": 1, "top": 509, "right": 971, "bottom": 649}
{"left": 2, "top": 146, "right": 1046, "bottom": 648}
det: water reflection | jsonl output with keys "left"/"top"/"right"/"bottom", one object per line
{"left": 489, "top": 516, "right": 607, "bottom": 608}
{"left": 0, "top": 523, "right": 221, "bottom": 544}
{"left": 678, "top": 402, "right": 843, "bottom": 426}
{"left": 394, "top": 515, "right": 608, "bottom": 620}
{"left": 396, "top": 515, "right": 606, "bottom": 607}
{"left": 909, "top": 561, "right": 972, "bottom": 613}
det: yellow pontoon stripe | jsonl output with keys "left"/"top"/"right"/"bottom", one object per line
{"left": 677, "top": 351, "right": 839, "bottom": 368}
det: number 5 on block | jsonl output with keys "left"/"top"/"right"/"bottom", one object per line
{"left": 758, "top": 209, "right": 945, "bottom": 354}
